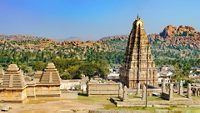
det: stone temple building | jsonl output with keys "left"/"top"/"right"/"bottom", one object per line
{"left": 0, "top": 63, "right": 61, "bottom": 102}
{"left": 0, "top": 64, "right": 27, "bottom": 102}
{"left": 36, "top": 63, "right": 61, "bottom": 96}
{"left": 120, "top": 16, "right": 158, "bottom": 89}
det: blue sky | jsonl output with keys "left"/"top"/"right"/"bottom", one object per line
{"left": 0, "top": 0, "right": 199, "bottom": 40}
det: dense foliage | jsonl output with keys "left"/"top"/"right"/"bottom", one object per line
{"left": 0, "top": 37, "right": 199, "bottom": 80}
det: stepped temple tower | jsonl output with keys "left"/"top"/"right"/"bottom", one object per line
{"left": 0, "top": 64, "right": 27, "bottom": 102}
{"left": 39, "top": 63, "right": 61, "bottom": 85}
{"left": 120, "top": 16, "right": 157, "bottom": 89}
{"left": 37, "top": 63, "right": 61, "bottom": 96}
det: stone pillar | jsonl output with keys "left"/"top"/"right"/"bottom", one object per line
{"left": 179, "top": 80, "right": 183, "bottom": 96}
{"left": 142, "top": 84, "right": 146, "bottom": 101}
{"left": 123, "top": 86, "right": 128, "bottom": 101}
{"left": 187, "top": 83, "right": 192, "bottom": 99}
{"left": 169, "top": 83, "right": 173, "bottom": 101}
{"left": 118, "top": 83, "right": 123, "bottom": 99}
{"left": 161, "top": 79, "right": 166, "bottom": 93}
{"left": 136, "top": 82, "right": 140, "bottom": 96}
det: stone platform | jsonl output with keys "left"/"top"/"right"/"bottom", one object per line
{"left": 110, "top": 97, "right": 200, "bottom": 108}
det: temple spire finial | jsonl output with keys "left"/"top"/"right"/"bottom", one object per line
{"left": 137, "top": 14, "right": 140, "bottom": 20}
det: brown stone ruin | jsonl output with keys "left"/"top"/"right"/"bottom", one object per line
{"left": 161, "top": 81, "right": 192, "bottom": 101}
{"left": 0, "top": 63, "right": 61, "bottom": 102}
{"left": 191, "top": 83, "right": 200, "bottom": 96}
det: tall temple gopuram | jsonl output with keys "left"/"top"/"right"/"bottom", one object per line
{"left": 120, "top": 16, "right": 157, "bottom": 89}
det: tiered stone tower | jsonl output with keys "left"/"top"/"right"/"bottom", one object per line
{"left": 0, "top": 64, "right": 27, "bottom": 102}
{"left": 120, "top": 16, "right": 157, "bottom": 89}
{"left": 39, "top": 63, "right": 61, "bottom": 85}
{"left": 1, "top": 64, "right": 26, "bottom": 89}
{"left": 37, "top": 63, "right": 61, "bottom": 96}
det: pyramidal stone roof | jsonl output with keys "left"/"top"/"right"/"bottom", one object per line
{"left": 39, "top": 63, "right": 61, "bottom": 85}
{"left": 1, "top": 64, "right": 26, "bottom": 89}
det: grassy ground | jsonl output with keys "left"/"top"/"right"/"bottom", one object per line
{"left": 1, "top": 95, "right": 200, "bottom": 113}
{"left": 77, "top": 95, "right": 116, "bottom": 108}
{"left": 76, "top": 95, "right": 200, "bottom": 113}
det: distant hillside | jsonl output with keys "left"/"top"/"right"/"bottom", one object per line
{"left": 100, "top": 25, "right": 200, "bottom": 50}
{"left": 99, "top": 25, "right": 200, "bottom": 63}
{"left": 100, "top": 35, "right": 128, "bottom": 41}
{"left": 0, "top": 34, "right": 46, "bottom": 41}
{"left": 0, "top": 25, "right": 199, "bottom": 69}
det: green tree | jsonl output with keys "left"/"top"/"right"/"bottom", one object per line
{"left": 19, "top": 64, "right": 32, "bottom": 74}
{"left": 95, "top": 60, "right": 109, "bottom": 78}
{"left": 61, "top": 72, "right": 72, "bottom": 79}
{"left": 30, "top": 61, "right": 46, "bottom": 71}
{"left": 79, "top": 63, "right": 97, "bottom": 79}
{"left": 65, "top": 65, "right": 81, "bottom": 79}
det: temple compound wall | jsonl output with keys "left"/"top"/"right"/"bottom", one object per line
{"left": 87, "top": 80, "right": 121, "bottom": 96}
{"left": 0, "top": 63, "right": 61, "bottom": 102}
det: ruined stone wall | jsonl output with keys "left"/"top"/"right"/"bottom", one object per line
{"left": 87, "top": 83, "right": 120, "bottom": 96}
{"left": 60, "top": 79, "right": 87, "bottom": 92}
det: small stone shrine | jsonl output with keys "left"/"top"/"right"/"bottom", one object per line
{"left": 0, "top": 64, "right": 27, "bottom": 102}
{"left": 0, "top": 63, "right": 61, "bottom": 102}
{"left": 36, "top": 63, "right": 61, "bottom": 96}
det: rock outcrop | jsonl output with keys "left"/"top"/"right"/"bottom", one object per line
{"left": 160, "top": 25, "right": 198, "bottom": 37}
{"left": 160, "top": 25, "right": 177, "bottom": 37}
{"left": 177, "top": 25, "right": 196, "bottom": 36}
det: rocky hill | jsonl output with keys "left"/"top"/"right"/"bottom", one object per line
{"left": 159, "top": 25, "right": 198, "bottom": 37}
{"left": 99, "top": 25, "right": 200, "bottom": 63}
{"left": 0, "top": 34, "right": 44, "bottom": 41}
{"left": 0, "top": 25, "right": 199, "bottom": 67}
{"left": 149, "top": 25, "right": 200, "bottom": 49}
{"left": 101, "top": 25, "right": 200, "bottom": 49}
{"left": 100, "top": 35, "right": 128, "bottom": 41}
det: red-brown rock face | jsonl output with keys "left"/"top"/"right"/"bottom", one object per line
{"left": 160, "top": 25, "right": 177, "bottom": 37}
{"left": 160, "top": 25, "right": 197, "bottom": 37}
